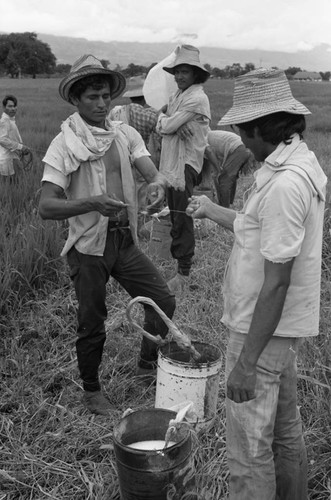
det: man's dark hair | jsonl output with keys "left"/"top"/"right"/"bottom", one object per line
{"left": 193, "top": 67, "right": 210, "bottom": 84}
{"left": 69, "top": 75, "right": 113, "bottom": 103}
{"left": 236, "top": 112, "right": 306, "bottom": 145}
{"left": 2, "top": 95, "right": 18, "bottom": 107}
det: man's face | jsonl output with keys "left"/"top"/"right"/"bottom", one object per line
{"left": 174, "top": 65, "right": 196, "bottom": 91}
{"left": 3, "top": 100, "right": 17, "bottom": 118}
{"left": 237, "top": 127, "right": 268, "bottom": 162}
{"left": 71, "top": 84, "right": 111, "bottom": 127}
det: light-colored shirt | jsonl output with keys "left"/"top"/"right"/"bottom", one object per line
{"left": 207, "top": 130, "right": 244, "bottom": 165}
{"left": 42, "top": 116, "right": 149, "bottom": 257}
{"left": 222, "top": 134, "right": 327, "bottom": 338}
{"left": 156, "top": 84, "right": 210, "bottom": 190}
{"left": 0, "top": 112, "right": 23, "bottom": 175}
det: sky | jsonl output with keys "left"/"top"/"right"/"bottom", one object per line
{"left": 1, "top": 0, "right": 330, "bottom": 53}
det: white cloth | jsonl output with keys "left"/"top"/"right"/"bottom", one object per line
{"left": 222, "top": 134, "right": 327, "bottom": 338}
{"left": 156, "top": 84, "right": 210, "bottom": 190}
{"left": 42, "top": 112, "right": 150, "bottom": 256}
{"left": 0, "top": 112, "right": 23, "bottom": 175}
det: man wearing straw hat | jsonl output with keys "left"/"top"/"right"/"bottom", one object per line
{"left": 186, "top": 68, "right": 327, "bottom": 499}
{"left": 156, "top": 45, "right": 211, "bottom": 293}
{"left": 39, "top": 55, "right": 175, "bottom": 416}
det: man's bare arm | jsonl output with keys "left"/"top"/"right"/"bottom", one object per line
{"left": 39, "top": 181, "right": 127, "bottom": 220}
{"left": 227, "top": 258, "right": 294, "bottom": 403}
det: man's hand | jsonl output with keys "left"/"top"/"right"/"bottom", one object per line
{"left": 176, "top": 123, "right": 194, "bottom": 141}
{"left": 227, "top": 359, "right": 257, "bottom": 404}
{"left": 93, "top": 194, "right": 128, "bottom": 218}
{"left": 186, "top": 195, "right": 212, "bottom": 219}
{"left": 21, "top": 146, "right": 31, "bottom": 155}
{"left": 146, "top": 182, "right": 165, "bottom": 213}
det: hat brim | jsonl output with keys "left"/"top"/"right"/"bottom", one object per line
{"left": 59, "top": 67, "right": 126, "bottom": 103}
{"left": 218, "top": 99, "right": 311, "bottom": 126}
{"left": 163, "top": 64, "right": 210, "bottom": 81}
{"left": 122, "top": 89, "right": 144, "bottom": 98}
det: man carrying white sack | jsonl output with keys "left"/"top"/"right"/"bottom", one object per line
{"left": 187, "top": 68, "right": 326, "bottom": 500}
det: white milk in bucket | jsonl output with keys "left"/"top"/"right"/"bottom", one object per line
{"left": 155, "top": 341, "right": 222, "bottom": 431}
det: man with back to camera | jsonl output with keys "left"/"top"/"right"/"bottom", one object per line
{"left": 38, "top": 55, "right": 175, "bottom": 416}
{"left": 187, "top": 68, "right": 326, "bottom": 499}
{"left": 0, "top": 95, "right": 30, "bottom": 181}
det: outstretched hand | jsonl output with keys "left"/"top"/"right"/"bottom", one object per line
{"left": 186, "top": 195, "right": 212, "bottom": 219}
{"left": 146, "top": 182, "right": 165, "bottom": 214}
{"left": 94, "top": 194, "right": 128, "bottom": 218}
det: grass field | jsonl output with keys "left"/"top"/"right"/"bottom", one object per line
{"left": 0, "top": 77, "right": 330, "bottom": 499}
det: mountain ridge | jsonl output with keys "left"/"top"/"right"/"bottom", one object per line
{"left": 24, "top": 33, "right": 331, "bottom": 72}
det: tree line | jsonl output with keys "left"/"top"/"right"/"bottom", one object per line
{"left": 0, "top": 32, "right": 330, "bottom": 81}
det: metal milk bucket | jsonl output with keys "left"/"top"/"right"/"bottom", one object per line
{"left": 126, "top": 297, "right": 222, "bottom": 431}
{"left": 113, "top": 408, "right": 196, "bottom": 500}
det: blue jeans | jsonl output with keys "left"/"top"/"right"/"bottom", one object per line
{"left": 225, "top": 331, "right": 308, "bottom": 500}
{"left": 67, "top": 227, "right": 176, "bottom": 391}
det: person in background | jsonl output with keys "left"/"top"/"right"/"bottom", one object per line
{"left": 39, "top": 55, "right": 175, "bottom": 416}
{"left": 156, "top": 45, "right": 211, "bottom": 293}
{"left": 109, "top": 86, "right": 161, "bottom": 215}
{"left": 203, "top": 130, "right": 255, "bottom": 207}
{"left": 0, "top": 95, "right": 30, "bottom": 181}
{"left": 187, "top": 68, "right": 326, "bottom": 500}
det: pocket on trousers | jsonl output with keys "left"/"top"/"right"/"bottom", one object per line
{"left": 67, "top": 246, "right": 81, "bottom": 281}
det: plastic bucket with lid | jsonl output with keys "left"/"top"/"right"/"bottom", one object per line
{"left": 113, "top": 408, "right": 196, "bottom": 500}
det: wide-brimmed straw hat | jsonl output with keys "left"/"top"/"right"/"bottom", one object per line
{"left": 218, "top": 68, "right": 310, "bottom": 126}
{"left": 59, "top": 54, "right": 126, "bottom": 103}
{"left": 122, "top": 86, "right": 144, "bottom": 98}
{"left": 163, "top": 45, "right": 210, "bottom": 81}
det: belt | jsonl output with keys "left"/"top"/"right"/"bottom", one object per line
{"left": 107, "top": 219, "right": 130, "bottom": 230}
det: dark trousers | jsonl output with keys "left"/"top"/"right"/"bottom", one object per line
{"left": 67, "top": 227, "right": 176, "bottom": 392}
{"left": 166, "top": 165, "right": 198, "bottom": 276}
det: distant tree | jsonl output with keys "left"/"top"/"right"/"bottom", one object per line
{"left": 204, "top": 63, "right": 212, "bottom": 74}
{"left": 225, "top": 63, "right": 244, "bottom": 78}
{"left": 122, "top": 63, "right": 147, "bottom": 77}
{"left": 114, "top": 63, "right": 123, "bottom": 72}
{"left": 320, "top": 71, "right": 331, "bottom": 81}
{"left": 211, "top": 67, "right": 227, "bottom": 78}
{"left": 100, "top": 59, "right": 110, "bottom": 69}
{"left": 244, "top": 63, "right": 255, "bottom": 73}
{"left": 0, "top": 32, "right": 56, "bottom": 78}
{"left": 55, "top": 63, "right": 71, "bottom": 74}
{"left": 285, "top": 66, "right": 302, "bottom": 77}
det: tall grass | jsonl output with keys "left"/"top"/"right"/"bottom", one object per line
{"left": 0, "top": 77, "right": 330, "bottom": 499}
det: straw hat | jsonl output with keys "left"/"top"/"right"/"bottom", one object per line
{"left": 163, "top": 45, "right": 210, "bottom": 80}
{"left": 59, "top": 54, "right": 126, "bottom": 103}
{"left": 218, "top": 68, "right": 310, "bottom": 126}
{"left": 122, "top": 86, "right": 144, "bottom": 98}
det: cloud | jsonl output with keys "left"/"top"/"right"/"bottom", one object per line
{"left": 0, "top": 0, "right": 330, "bottom": 53}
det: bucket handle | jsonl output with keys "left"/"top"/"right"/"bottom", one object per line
{"left": 126, "top": 296, "right": 201, "bottom": 360}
